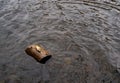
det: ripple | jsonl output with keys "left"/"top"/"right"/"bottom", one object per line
{"left": 0, "top": 0, "right": 120, "bottom": 83}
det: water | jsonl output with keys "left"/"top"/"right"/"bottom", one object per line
{"left": 0, "top": 0, "right": 120, "bottom": 83}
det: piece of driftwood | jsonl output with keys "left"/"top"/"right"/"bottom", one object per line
{"left": 25, "top": 44, "right": 51, "bottom": 64}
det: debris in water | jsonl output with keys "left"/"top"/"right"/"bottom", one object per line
{"left": 25, "top": 44, "right": 52, "bottom": 64}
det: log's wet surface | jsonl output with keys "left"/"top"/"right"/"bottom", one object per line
{"left": 0, "top": 0, "right": 120, "bottom": 83}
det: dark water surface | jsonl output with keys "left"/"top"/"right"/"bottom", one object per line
{"left": 0, "top": 0, "right": 120, "bottom": 83}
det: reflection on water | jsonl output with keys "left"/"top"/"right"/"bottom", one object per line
{"left": 0, "top": 0, "right": 120, "bottom": 83}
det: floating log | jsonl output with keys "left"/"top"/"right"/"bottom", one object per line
{"left": 25, "top": 44, "right": 51, "bottom": 64}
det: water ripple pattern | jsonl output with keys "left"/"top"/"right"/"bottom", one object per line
{"left": 0, "top": 0, "right": 120, "bottom": 83}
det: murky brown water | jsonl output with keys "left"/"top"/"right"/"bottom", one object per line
{"left": 0, "top": 0, "right": 120, "bottom": 83}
